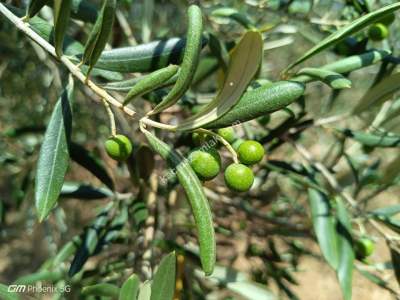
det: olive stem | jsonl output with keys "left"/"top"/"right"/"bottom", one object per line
{"left": 100, "top": 97, "right": 117, "bottom": 136}
{"left": 140, "top": 117, "right": 177, "bottom": 131}
{"left": 195, "top": 128, "right": 239, "bottom": 163}
{"left": 0, "top": 3, "right": 136, "bottom": 118}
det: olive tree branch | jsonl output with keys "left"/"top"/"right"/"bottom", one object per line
{"left": 0, "top": 3, "right": 136, "bottom": 118}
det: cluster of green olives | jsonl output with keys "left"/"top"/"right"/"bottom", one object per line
{"left": 368, "top": 13, "right": 395, "bottom": 41}
{"left": 189, "top": 127, "right": 265, "bottom": 192}
{"left": 354, "top": 237, "right": 375, "bottom": 260}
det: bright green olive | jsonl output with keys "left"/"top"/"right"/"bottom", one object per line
{"left": 217, "top": 127, "right": 236, "bottom": 144}
{"left": 188, "top": 147, "right": 221, "bottom": 180}
{"left": 355, "top": 238, "right": 375, "bottom": 259}
{"left": 237, "top": 140, "right": 265, "bottom": 165}
{"left": 257, "top": 115, "right": 270, "bottom": 126}
{"left": 224, "top": 163, "right": 254, "bottom": 192}
{"left": 105, "top": 134, "right": 133, "bottom": 161}
{"left": 368, "top": 23, "right": 389, "bottom": 41}
{"left": 378, "top": 13, "right": 395, "bottom": 26}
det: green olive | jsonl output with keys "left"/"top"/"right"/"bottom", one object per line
{"left": 355, "top": 238, "right": 375, "bottom": 259}
{"left": 368, "top": 23, "right": 389, "bottom": 41}
{"left": 378, "top": 13, "right": 395, "bottom": 26}
{"left": 217, "top": 127, "right": 236, "bottom": 144}
{"left": 237, "top": 140, "right": 265, "bottom": 165}
{"left": 224, "top": 163, "right": 254, "bottom": 192}
{"left": 188, "top": 147, "right": 221, "bottom": 180}
{"left": 104, "top": 134, "right": 133, "bottom": 161}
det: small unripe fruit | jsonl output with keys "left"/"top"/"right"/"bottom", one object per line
{"left": 355, "top": 238, "right": 374, "bottom": 259}
{"left": 237, "top": 140, "right": 265, "bottom": 165}
{"left": 368, "top": 23, "right": 389, "bottom": 41}
{"left": 224, "top": 163, "right": 254, "bottom": 192}
{"left": 257, "top": 115, "right": 270, "bottom": 126}
{"left": 105, "top": 134, "right": 133, "bottom": 161}
{"left": 378, "top": 13, "right": 395, "bottom": 26}
{"left": 217, "top": 127, "right": 236, "bottom": 144}
{"left": 188, "top": 148, "right": 221, "bottom": 181}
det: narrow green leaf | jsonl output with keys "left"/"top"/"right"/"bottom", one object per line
{"left": 26, "top": 0, "right": 50, "bottom": 18}
{"left": 296, "top": 68, "right": 352, "bottom": 89}
{"left": 340, "top": 129, "right": 400, "bottom": 147}
{"left": 71, "top": 0, "right": 98, "bottom": 23}
{"left": 68, "top": 203, "right": 113, "bottom": 276}
{"left": 369, "top": 205, "right": 400, "bottom": 218}
{"left": 211, "top": 7, "right": 255, "bottom": 29}
{"left": 35, "top": 78, "right": 74, "bottom": 222}
{"left": 123, "top": 65, "right": 179, "bottom": 105}
{"left": 353, "top": 73, "right": 400, "bottom": 114}
{"left": 284, "top": 3, "right": 400, "bottom": 73}
{"left": 119, "top": 274, "right": 140, "bottom": 300}
{"left": 389, "top": 244, "right": 400, "bottom": 287}
{"left": 82, "top": 283, "right": 120, "bottom": 297}
{"left": 142, "top": 129, "right": 216, "bottom": 275}
{"left": 308, "top": 189, "right": 339, "bottom": 269}
{"left": 335, "top": 198, "right": 354, "bottom": 300}
{"left": 61, "top": 182, "right": 113, "bottom": 200}
{"left": 203, "top": 81, "right": 305, "bottom": 129}
{"left": 137, "top": 281, "right": 152, "bottom": 300}
{"left": 174, "top": 30, "right": 263, "bottom": 131}
{"left": 150, "top": 5, "right": 203, "bottom": 114}
{"left": 0, "top": 283, "right": 21, "bottom": 300}
{"left": 54, "top": 0, "right": 72, "bottom": 57}
{"left": 82, "top": 0, "right": 116, "bottom": 76}
{"left": 52, "top": 236, "right": 81, "bottom": 267}
{"left": 69, "top": 142, "right": 114, "bottom": 190}
{"left": 14, "top": 271, "right": 62, "bottom": 285}
{"left": 150, "top": 252, "right": 176, "bottom": 300}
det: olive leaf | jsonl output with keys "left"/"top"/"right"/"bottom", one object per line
{"left": 142, "top": 128, "right": 216, "bottom": 275}
{"left": 93, "top": 37, "right": 197, "bottom": 73}
{"left": 61, "top": 182, "right": 113, "bottom": 200}
{"left": 81, "top": 0, "right": 116, "bottom": 76}
{"left": 174, "top": 30, "right": 263, "bottom": 131}
{"left": 14, "top": 270, "right": 62, "bottom": 285}
{"left": 339, "top": 129, "right": 400, "bottom": 147}
{"left": 119, "top": 274, "right": 140, "bottom": 300}
{"left": 123, "top": 65, "right": 180, "bottom": 105}
{"left": 284, "top": 2, "right": 400, "bottom": 73}
{"left": 308, "top": 189, "right": 339, "bottom": 269}
{"left": 82, "top": 283, "right": 120, "bottom": 297}
{"left": 54, "top": 0, "right": 72, "bottom": 57}
{"left": 35, "top": 77, "right": 74, "bottom": 222}
{"left": 203, "top": 81, "right": 305, "bottom": 129}
{"left": 335, "top": 197, "right": 354, "bottom": 300}
{"left": 389, "top": 243, "right": 400, "bottom": 287}
{"left": 211, "top": 7, "right": 255, "bottom": 29}
{"left": 150, "top": 252, "right": 176, "bottom": 300}
{"left": 380, "top": 155, "right": 400, "bottom": 184}
{"left": 295, "top": 68, "right": 351, "bottom": 89}
{"left": 150, "top": 5, "right": 203, "bottom": 115}
{"left": 353, "top": 73, "right": 400, "bottom": 114}
{"left": 137, "top": 281, "right": 152, "bottom": 300}
{"left": 71, "top": 0, "right": 98, "bottom": 23}
{"left": 26, "top": 0, "right": 49, "bottom": 18}
{"left": 69, "top": 142, "right": 114, "bottom": 190}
